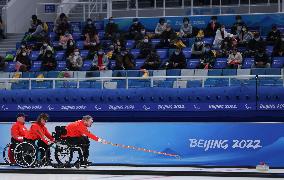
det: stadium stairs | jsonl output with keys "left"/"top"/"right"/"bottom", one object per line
{"left": 0, "top": 33, "right": 23, "bottom": 57}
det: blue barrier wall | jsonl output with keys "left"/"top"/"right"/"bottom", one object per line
{"left": 110, "top": 13, "right": 284, "bottom": 34}
{"left": 0, "top": 87, "right": 284, "bottom": 122}
{"left": 0, "top": 122, "right": 283, "bottom": 167}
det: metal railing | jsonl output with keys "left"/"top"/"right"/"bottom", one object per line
{"left": 0, "top": 75, "right": 283, "bottom": 90}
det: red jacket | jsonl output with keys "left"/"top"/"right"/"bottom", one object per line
{"left": 25, "top": 123, "right": 54, "bottom": 145}
{"left": 11, "top": 122, "right": 28, "bottom": 142}
{"left": 64, "top": 120, "right": 99, "bottom": 141}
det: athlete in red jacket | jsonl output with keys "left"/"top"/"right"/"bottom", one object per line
{"left": 25, "top": 113, "right": 54, "bottom": 161}
{"left": 63, "top": 115, "right": 105, "bottom": 165}
{"left": 9, "top": 113, "right": 28, "bottom": 163}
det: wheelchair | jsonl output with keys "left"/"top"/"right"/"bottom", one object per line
{"left": 3, "top": 126, "right": 87, "bottom": 168}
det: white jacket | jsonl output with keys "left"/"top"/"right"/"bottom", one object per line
{"left": 213, "top": 29, "right": 233, "bottom": 47}
{"left": 227, "top": 52, "right": 242, "bottom": 64}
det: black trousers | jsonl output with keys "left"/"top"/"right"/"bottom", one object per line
{"left": 24, "top": 139, "right": 49, "bottom": 161}
{"left": 65, "top": 136, "right": 90, "bottom": 162}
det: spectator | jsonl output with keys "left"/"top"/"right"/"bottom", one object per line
{"left": 15, "top": 51, "right": 31, "bottom": 72}
{"left": 227, "top": 48, "right": 243, "bottom": 69}
{"left": 91, "top": 48, "right": 109, "bottom": 70}
{"left": 213, "top": 25, "right": 234, "bottom": 49}
{"left": 219, "top": 37, "right": 235, "bottom": 57}
{"left": 65, "top": 39, "right": 76, "bottom": 57}
{"left": 15, "top": 44, "right": 31, "bottom": 59}
{"left": 191, "top": 32, "right": 205, "bottom": 59}
{"left": 137, "top": 36, "right": 153, "bottom": 59}
{"left": 157, "top": 24, "right": 177, "bottom": 48}
{"left": 272, "top": 41, "right": 284, "bottom": 57}
{"left": 238, "top": 26, "right": 253, "bottom": 46}
{"left": 83, "top": 18, "right": 100, "bottom": 50}
{"left": 84, "top": 32, "right": 100, "bottom": 51}
{"left": 29, "top": 20, "right": 46, "bottom": 42}
{"left": 266, "top": 25, "right": 281, "bottom": 45}
{"left": 231, "top": 15, "right": 246, "bottom": 35}
{"left": 199, "top": 44, "right": 216, "bottom": 69}
{"left": 104, "top": 17, "right": 119, "bottom": 40}
{"left": 67, "top": 48, "right": 83, "bottom": 71}
{"left": 134, "top": 27, "right": 147, "bottom": 43}
{"left": 254, "top": 49, "right": 270, "bottom": 68}
{"left": 59, "top": 32, "right": 73, "bottom": 50}
{"left": 0, "top": 56, "right": 7, "bottom": 71}
{"left": 41, "top": 50, "right": 57, "bottom": 71}
{"left": 113, "top": 48, "right": 135, "bottom": 70}
{"left": 205, "top": 16, "right": 221, "bottom": 37}
{"left": 165, "top": 47, "right": 186, "bottom": 69}
{"left": 140, "top": 49, "right": 161, "bottom": 70}
{"left": 179, "top": 17, "right": 193, "bottom": 38}
{"left": 0, "top": 17, "right": 6, "bottom": 39}
{"left": 54, "top": 13, "right": 70, "bottom": 37}
{"left": 38, "top": 40, "right": 54, "bottom": 60}
{"left": 247, "top": 32, "right": 265, "bottom": 57}
{"left": 128, "top": 18, "right": 144, "bottom": 39}
{"left": 29, "top": 15, "right": 39, "bottom": 33}
{"left": 155, "top": 18, "right": 167, "bottom": 38}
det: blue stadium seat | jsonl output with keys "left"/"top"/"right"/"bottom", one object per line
{"left": 271, "top": 57, "right": 284, "bottom": 68}
{"left": 94, "top": 21, "right": 104, "bottom": 30}
{"left": 79, "top": 81, "right": 92, "bottom": 88}
{"left": 98, "top": 31, "right": 105, "bottom": 39}
{"left": 30, "top": 61, "right": 42, "bottom": 72}
{"left": 135, "top": 59, "right": 145, "bottom": 69}
{"left": 72, "top": 33, "right": 82, "bottom": 41}
{"left": 204, "top": 38, "right": 213, "bottom": 45}
{"left": 52, "top": 41, "right": 59, "bottom": 47}
{"left": 187, "top": 59, "right": 200, "bottom": 69}
{"left": 213, "top": 58, "right": 227, "bottom": 69}
{"left": 242, "top": 58, "right": 254, "bottom": 69}
{"left": 86, "top": 71, "right": 100, "bottom": 77}
{"left": 70, "top": 22, "right": 82, "bottom": 33}
{"left": 56, "top": 61, "right": 66, "bottom": 71}
{"left": 208, "top": 69, "right": 222, "bottom": 76}
{"left": 29, "top": 51, "right": 40, "bottom": 61}
{"left": 81, "top": 60, "right": 92, "bottom": 71}
{"left": 55, "top": 51, "right": 65, "bottom": 61}
{"left": 154, "top": 80, "right": 174, "bottom": 88}
{"left": 187, "top": 80, "right": 202, "bottom": 88}
{"left": 113, "top": 70, "right": 127, "bottom": 77}
{"left": 47, "top": 71, "right": 60, "bottom": 78}
{"left": 222, "top": 69, "right": 237, "bottom": 76}
{"left": 151, "top": 39, "right": 160, "bottom": 47}
{"left": 266, "top": 45, "right": 274, "bottom": 56}
{"left": 127, "top": 71, "right": 141, "bottom": 77}
{"left": 11, "top": 82, "right": 29, "bottom": 89}
{"left": 251, "top": 68, "right": 266, "bottom": 75}
{"left": 101, "top": 40, "right": 112, "bottom": 47}
{"left": 126, "top": 40, "right": 135, "bottom": 49}
{"left": 46, "top": 22, "right": 54, "bottom": 32}
{"left": 48, "top": 32, "right": 56, "bottom": 41}
{"left": 56, "top": 81, "right": 77, "bottom": 88}
{"left": 265, "top": 68, "right": 281, "bottom": 75}
{"left": 182, "top": 48, "right": 191, "bottom": 59}
{"left": 157, "top": 49, "right": 168, "bottom": 59}
{"left": 76, "top": 41, "right": 84, "bottom": 50}
{"left": 109, "top": 60, "right": 116, "bottom": 69}
{"left": 4, "top": 62, "right": 16, "bottom": 72}
{"left": 16, "top": 42, "right": 21, "bottom": 49}
{"left": 166, "top": 69, "right": 181, "bottom": 76}
{"left": 31, "top": 81, "right": 52, "bottom": 89}
{"left": 22, "top": 72, "right": 32, "bottom": 78}
{"left": 129, "top": 80, "right": 151, "bottom": 88}
{"left": 188, "top": 38, "right": 195, "bottom": 47}
{"left": 80, "top": 50, "right": 89, "bottom": 59}
{"left": 130, "top": 49, "right": 140, "bottom": 59}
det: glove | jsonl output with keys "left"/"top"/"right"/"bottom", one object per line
{"left": 98, "top": 138, "right": 107, "bottom": 144}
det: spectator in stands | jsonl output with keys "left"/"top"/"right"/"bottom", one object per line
{"left": 83, "top": 18, "right": 100, "bottom": 50}
{"left": 191, "top": 32, "right": 205, "bottom": 59}
{"left": 179, "top": 17, "right": 193, "bottom": 38}
{"left": 266, "top": 25, "right": 281, "bottom": 45}
{"left": 227, "top": 48, "right": 242, "bottom": 69}
{"left": 91, "top": 48, "right": 109, "bottom": 71}
{"left": 128, "top": 18, "right": 144, "bottom": 39}
{"left": 29, "top": 15, "right": 39, "bottom": 33}
{"left": 67, "top": 48, "right": 83, "bottom": 71}
{"left": 38, "top": 40, "right": 54, "bottom": 60}
{"left": 246, "top": 32, "right": 265, "bottom": 57}
{"left": 213, "top": 25, "right": 234, "bottom": 49}
{"left": 15, "top": 50, "right": 31, "bottom": 72}
{"left": 0, "top": 56, "right": 7, "bottom": 71}
{"left": 15, "top": 44, "right": 31, "bottom": 59}
{"left": 0, "top": 17, "right": 6, "bottom": 39}
{"left": 165, "top": 47, "right": 186, "bottom": 69}
{"left": 114, "top": 48, "right": 135, "bottom": 70}
{"left": 231, "top": 15, "right": 246, "bottom": 35}
{"left": 29, "top": 20, "right": 46, "bottom": 42}
{"left": 157, "top": 24, "right": 177, "bottom": 48}
{"left": 219, "top": 37, "right": 235, "bottom": 57}
{"left": 134, "top": 27, "right": 147, "bottom": 43}
{"left": 41, "top": 50, "right": 57, "bottom": 71}
{"left": 84, "top": 32, "right": 100, "bottom": 51}
{"left": 104, "top": 17, "right": 119, "bottom": 40}
{"left": 65, "top": 39, "right": 77, "bottom": 57}
{"left": 254, "top": 49, "right": 270, "bottom": 68}
{"left": 237, "top": 26, "right": 253, "bottom": 47}
{"left": 272, "top": 41, "right": 284, "bottom": 57}
{"left": 113, "top": 39, "right": 125, "bottom": 54}
{"left": 199, "top": 44, "right": 216, "bottom": 69}
{"left": 140, "top": 49, "right": 161, "bottom": 70}
{"left": 137, "top": 36, "right": 153, "bottom": 59}
{"left": 205, "top": 16, "right": 221, "bottom": 37}
{"left": 59, "top": 31, "right": 73, "bottom": 50}
{"left": 155, "top": 18, "right": 167, "bottom": 38}
{"left": 54, "top": 13, "right": 70, "bottom": 37}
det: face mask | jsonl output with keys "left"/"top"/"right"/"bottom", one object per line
{"left": 237, "top": 19, "right": 242, "bottom": 23}
{"left": 242, "top": 28, "right": 246, "bottom": 31}
{"left": 175, "top": 51, "right": 180, "bottom": 55}
{"left": 47, "top": 54, "right": 51, "bottom": 57}
{"left": 196, "top": 42, "right": 201, "bottom": 46}
{"left": 74, "top": 52, "right": 80, "bottom": 56}
{"left": 134, "top": 22, "right": 138, "bottom": 25}
{"left": 70, "top": 42, "right": 74, "bottom": 46}
{"left": 87, "top": 21, "right": 92, "bottom": 25}
{"left": 141, "top": 30, "right": 145, "bottom": 34}
{"left": 21, "top": 45, "right": 26, "bottom": 49}
{"left": 22, "top": 53, "right": 27, "bottom": 56}
{"left": 221, "top": 28, "right": 225, "bottom": 31}
{"left": 258, "top": 53, "right": 263, "bottom": 57}
{"left": 43, "top": 43, "right": 48, "bottom": 47}
{"left": 144, "top": 39, "right": 149, "bottom": 43}
{"left": 184, "top": 21, "right": 189, "bottom": 25}
{"left": 98, "top": 51, "right": 103, "bottom": 55}
{"left": 255, "top": 37, "right": 260, "bottom": 41}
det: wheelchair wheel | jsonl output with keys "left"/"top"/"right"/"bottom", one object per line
{"left": 3, "top": 144, "right": 11, "bottom": 164}
{"left": 14, "top": 142, "right": 37, "bottom": 168}
{"left": 54, "top": 142, "right": 73, "bottom": 167}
